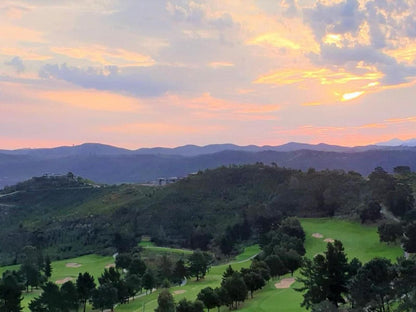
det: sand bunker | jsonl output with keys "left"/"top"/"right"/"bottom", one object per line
{"left": 56, "top": 277, "right": 74, "bottom": 285}
{"left": 66, "top": 263, "right": 82, "bottom": 268}
{"left": 312, "top": 233, "right": 323, "bottom": 238}
{"left": 275, "top": 277, "right": 295, "bottom": 289}
{"left": 105, "top": 263, "right": 115, "bottom": 269}
{"left": 173, "top": 290, "right": 186, "bottom": 295}
{"left": 324, "top": 238, "right": 335, "bottom": 243}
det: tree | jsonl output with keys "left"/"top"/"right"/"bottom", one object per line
{"left": 349, "top": 258, "right": 396, "bottom": 312}
{"left": 395, "top": 257, "right": 416, "bottom": 311}
{"left": 43, "top": 255, "right": 52, "bottom": 280}
{"left": 176, "top": 298, "right": 204, "bottom": 312}
{"left": 403, "top": 222, "right": 416, "bottom": 253}
{"left": 297, "top": 240, "right": 350, "bottom": 308}
{"left": 240, "top": 269, "right": 265, "bottom": 298}
{"left": 172, "top": 259, "right": 188, "bottom": 285}
{"left": 280, "top": 217, "right": 306, "bottom": 242}
{"left": 155, "top": 289, "right": 175, "bottom": 312}
{"left": 265, "top": 255, "right": 287, "bottom": 278}
{"left": 378, "top": 223, "right": 403, "bottom": 243}
{"left": 386, "top": 183, "right": 414, "bottom": 217}
{"left": 189, "top": 251, "right": 212, "bottom": 281}
{"left": 125, "top": 274, "right": 141, "bottom": 299}
{"left": 277, "top": 249, "right": 301, "bottom": 276}
{"left": 60, "top": 281, "right": 79, "bottom": 312}
{"left": 250, "top": 260, "right": 270, "bottom": 281}
{"left": 197, "top": 287, "right": 220, "bottom": 312}
{"left": 92, "top": 284, "right": 118, "bottom": 312}
{"left": 115, "top": 253, "right": 132, "bottom": 271}
{"left": 128, "top": 258, "right": 146, "bottom": 277}
{"left": 76, "top": 272, "right": 96, "bottom": 312}
{"left": 221, "top": 265, "right": 234, "bottom": 285}
{"left": 142, "top": 269, "right": 155, "bottom": 294}
{"left": 29, "top": 282, "right": 61, "bottom": 312}
{"left": 222, "top": 272, "right": 247, "bottom": 309}
{"left": 19, "top": 263, "right": 41, "bottom": 292}
{"left": 98, "top": 267, "right": 121, "bottom": 286}
{"left": 360, "top": 201, "right": 381, "bottom": 223}
{"left": 0, "top": 273, "right": 23, "bottom": 312}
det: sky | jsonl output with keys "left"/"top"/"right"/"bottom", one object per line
{"left": 1, "top": 0, "right": 416, "bottom": 149}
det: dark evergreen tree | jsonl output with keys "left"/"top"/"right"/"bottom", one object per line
{"left": 349, "top": 258, "right": 396, "bottom": 312}
{"left": 76, "top": 272, "right": 96, "bottom": 312}
{"left": 43, "top": 255, "right": 52, "bottom": 280}
{"left": 92, "top": 284, "right": 118, "bottom": 312}
{"left": 0, "top": 274, "right": 23, "bottom": 312}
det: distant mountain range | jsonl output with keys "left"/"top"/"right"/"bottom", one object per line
{"left": 1, "top": 141, "right": 416, "bottom": 188}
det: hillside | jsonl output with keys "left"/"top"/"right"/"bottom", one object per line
{"left": 1, "top": 164, "right": 414, "bottom": 266}
{"left": 1, "top": 143, "right": 416, "bottom": 188}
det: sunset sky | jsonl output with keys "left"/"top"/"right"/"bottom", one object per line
{"left": 1, "top": 0, "right": 416, "bottom": 149}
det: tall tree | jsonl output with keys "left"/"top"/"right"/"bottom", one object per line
{"left": 189, "top": 251, "right": 212, "bottom": 281}
{"left": 43, "top": 255, "right": 52, "bottom": 280}
{"left": 76, "top": 272, "right": 96, "bottom": 312}
{"left": 0, "top": 274, "right": 23, "bottom": 312}
{"left": 142, "top": 269, "right": 155, "bottom": 294}
{"left": 92, "top": 284, "right": 118, "bottom": 312}
{"left": 60, "top": 281, "right": 79, "bottom": 312}
{"left": 197, "top": 287, "right": 220, "bottom": 312}
{"left": 222, "top": 272, "right": 247, "bottom": 310}
{"left": 240, "top": 269, "right": 265, "bottom": 298}
{"left": 349, "top": 258, "right": 396, "bottom": 312}
{"left": 155, "top": 289, "right": 175, "bottom": 312}
{"left": 297, "top": 240, "right": 350, "bottom": 308}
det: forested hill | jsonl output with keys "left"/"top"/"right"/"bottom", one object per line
{"left": 1, "top": 145, "right": 416, "bottom": 188}
{"left": 0, "top": 164, "right": 414, "bottom": 266}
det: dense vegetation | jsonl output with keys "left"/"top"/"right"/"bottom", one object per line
{"left": 0, "top": 164, "right": 415, "bottom": 267}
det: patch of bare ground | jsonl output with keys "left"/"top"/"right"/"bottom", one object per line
{"left": 65, "top": 263, "right": 82, "bottom": 268}
{"left": 56, "top": 277, "right": 74, "bottom": 284}
{"left": 312, "top": 233, "right": 323, "bottom": 238}
{"left": 275, "top": 277, "right": 295, "bottom": 289}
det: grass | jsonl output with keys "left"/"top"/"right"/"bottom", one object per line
{"left": 0, "top": 218, "right": 404, "bottom": 312}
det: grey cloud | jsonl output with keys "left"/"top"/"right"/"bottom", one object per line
{"left": 303, "top": 0, "right": 364, "bottom": 40}
{"left": 39, "top": 64, "right": 172, "bottom": 97}
{"left": 5, "top": 57, "right": 25, "bottom": 73}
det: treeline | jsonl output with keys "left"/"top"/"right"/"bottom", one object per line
{"left": 1, "top": 164, "right": 415, "bottom": 265}
{"left": 296, "top": 240, "right": 416, "bottom": 311}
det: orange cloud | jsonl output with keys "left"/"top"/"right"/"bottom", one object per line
{"left": 208, "top": 61, "right": 234, "bottom": 68}
{"left": 51, "top": 45, "right": 155, "bottom": 67}
{"left": 0, "top": 23, "right": 44, "bottom": 42}
{"left": 247, "top": 33, "right": 301, "bottom": 50}
{"left": 38, "top": 89, "right": 142, "bottom": 112}
{"left": 0, "top": 47, "right": 51, "bottom": 60}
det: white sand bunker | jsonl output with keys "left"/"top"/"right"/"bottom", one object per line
{"left": 275, "top": 277, "right": 295, "bottom": 289}
{"left": 173, "top": 290, "right": 186, "bottom": 295}
{"left": 312, "top": 233, "right": 323, "bottom": 238}
{"left": 66, "top": 262, "right": 82, "bottom": 268}
{"left": 105, "top": 263, "right": 115, "bottom": 269}
{"left": 324, "top": 238, "right": 335, "bottom": 243}
{"left": 56, "top": 277, "right": 74, "bottom": 285}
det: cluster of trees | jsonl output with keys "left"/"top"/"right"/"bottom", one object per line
{"left": 23, "top": 248, "right": 212, "bottom": 312}
{"left": 297, "top": 240, "right": 416, "bottom": 311}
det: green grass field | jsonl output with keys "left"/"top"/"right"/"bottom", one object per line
{"left": 0, "top": 218, "right": 404, "bottom": 312}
